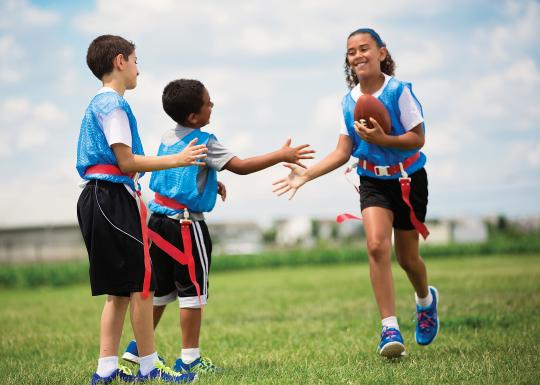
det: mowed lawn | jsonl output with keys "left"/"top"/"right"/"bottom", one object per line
{"left": 0, "top": 254, "right": 539, "bottom": 385}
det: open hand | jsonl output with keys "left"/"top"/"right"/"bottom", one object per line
{"left": 354, "top": 118, "right": 387, "bottom": 145}
{"left": 272, "top": 163, "right": 309, "bottom": 200}
{"left": 217, "top": 181, "right": 227, "bottom": 201}
{"left": 280, "top": 138, "right": 315, "bottom": 168}
{"left": 176, "top": 138, "right": 208, "bottom": 167}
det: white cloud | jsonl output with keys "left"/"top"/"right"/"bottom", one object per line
{"left": 73, "top": 0, "right": 457, "bottom": 58}
{"left": 508, "top": 140, "right": 540, "bottom": 168}
{"left": 0, "top": 35, "right": 24, "bottom": 84}
{"left": 472, "top": 0, "right": 540, "bottom": 63}
{"left": 0, "top": 97, "right": 31, "bottom": 121}
{"left": 398, "top": 41, "right": 445, "bottom": 77}
{"left": 527, "top": 142, "right": 540, "bottom": 167}
{"left": 0, "top": 157, "right": 80, "bottom": 226}
{"left": 0, "top": 0, "right": 61, "bottom": 29}
{"left": 0, "top": 98, "right": 67, "bottom": 154}
{"left": 0, "top": 131, "right": 9, "bottom": 156}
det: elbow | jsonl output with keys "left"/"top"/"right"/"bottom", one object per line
{"left": 337, "top": 151, "right": 351, "bottom": 166}
{"left": 116, "top": 161, "right": 132, "bottom": 174}
{"left": 234, "top": 169, "right": 250, "bottom": 175}
{"left": 407, "top": 136, "right": 425, "bottom": 151}
{"left": 226, "top": 159, "right": 252, "bottom": 175}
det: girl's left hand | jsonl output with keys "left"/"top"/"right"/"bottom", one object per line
{"left": 354, "top": 118, "right": 388, "bottom": 145}
{"left": 217, "top": 181, "right": 227, "bottom": 201}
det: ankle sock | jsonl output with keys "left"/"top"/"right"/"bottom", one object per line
{"left": 181, "top": 348, "right": 200, "bottom": 364}
{"left": 96, "top": 356, "right": 118, "bottom": 377}
{"left": 416, "top": 290, "right": 433, "bottom": 308}
{"left": 139, "top": 352, "right": 160, "bottom": 376}
{"left": 381, "top": 316, "right": 399, "bottom": 330}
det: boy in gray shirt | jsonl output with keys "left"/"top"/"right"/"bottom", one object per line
{"left": 122, "top": 79, "right": 314, "bottom": 375}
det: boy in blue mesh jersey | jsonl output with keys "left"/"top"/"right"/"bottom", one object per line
{"left": 77, "top": 35, "right": 206, "bottom": 384}
{"left": 122, "top": 78, "right": 314, "bottom": 375}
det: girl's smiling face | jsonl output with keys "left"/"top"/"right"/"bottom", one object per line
{"left": 346, "top": 33, "right": 387, "bottom": 80}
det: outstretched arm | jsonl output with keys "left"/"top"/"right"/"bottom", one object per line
{"left": 112, "top": 138, "right": 208, "bottom": 173}
{"left": 223, "top": 138, "right": 315, "bottom": 175}
{"left": 273, "top": 134, "right": 352, "bottom": 199}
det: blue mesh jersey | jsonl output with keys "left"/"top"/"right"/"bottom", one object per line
{"left": 148, "top": 130, "right": 218, "bottom": 214}
{"left": 341, "top": 77, "right": 427, "bottom": 179}
{"left": 76, "top": 91, "right": 145, "bottom": 187}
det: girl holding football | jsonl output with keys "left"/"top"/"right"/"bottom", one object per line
{"left": 273, "top": 28, "right": 439, "bottom": 358}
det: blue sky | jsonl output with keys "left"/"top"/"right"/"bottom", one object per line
{"left": 1, "top": 0, "right": 539, "bottom": 227}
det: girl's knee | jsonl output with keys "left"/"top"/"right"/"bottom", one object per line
{"left": 366, "top": 238, "right": 391, "bottom": 260}
{"left": 396, "top": 253, "right": 422, "bottom": 272}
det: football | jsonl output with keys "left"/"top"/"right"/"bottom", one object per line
{"left": 353, "top": 94, "right": 392, "bottom": 134}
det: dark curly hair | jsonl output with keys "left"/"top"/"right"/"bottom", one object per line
{"left": 86, "top": 35, "right": 135, "bottom": 80}
{"left": 343, "top": 30, "right": 396, "bottom": 89}
{"left": 162, "top": 79, "right": 206, "bottom": 126}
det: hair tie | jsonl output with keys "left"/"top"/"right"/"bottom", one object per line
{"left": 350, "top": 28, "right": 385, "bottom": 47}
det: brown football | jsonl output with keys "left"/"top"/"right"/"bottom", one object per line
{"left": 354, "top": 94, "right": 392, "bottom": 134}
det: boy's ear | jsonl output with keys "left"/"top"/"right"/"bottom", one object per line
{"left": 113, "top": 53, "right": 125, "bottom": 70}
{"left": 186, "top": 112, "right": 198, "bottom": 125}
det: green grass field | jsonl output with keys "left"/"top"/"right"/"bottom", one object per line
{"left": 0, "top": 254, "right": 539, "bottom": 385}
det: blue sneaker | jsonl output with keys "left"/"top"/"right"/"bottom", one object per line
{"left": 121, "top": 340, "right": 166, "bottom": 365}
{"left": 377, "top": 327, "right": 406, "bottom": 358}
{"left": 415, "top": 286, "right": 440, "bottom": 346}
{"left": 136, "top": 362, "right": 197, "bottom": 383}
{"left": 90, "top": 365, "right": 134, "bottom": 384}
{"left": 174, "top": 356, "right": 223, "bottom": 374}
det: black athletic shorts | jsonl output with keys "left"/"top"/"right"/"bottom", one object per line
{"left": 77, "top": 179, "right": 156, "bottom": 296}
{"left": 359, "top": 168, "right": 428, "bottom": 230}
{"left": 149, "top": 214, "right": 212, "bottom": 308}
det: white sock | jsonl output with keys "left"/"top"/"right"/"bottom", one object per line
{"left": 381, "top": 316, "right": 399, "bottom": 330}
{"left": 181, "top": 348, "right": 200, "bottom": 364}
{"left": 96, "top": 356, "right": 118, "bottom": 377}
{"left": 139, "top": 352, "right": 160, "bottom": 376}
{"left": 416, "top": 290, "right": 433, "bottom": 308}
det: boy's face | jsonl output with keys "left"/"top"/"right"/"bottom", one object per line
{"left": 191, "top": 88, "right": 214, "bottom": 127}
{"left": 123, "top": 51, "right": 139, "bottom": 90}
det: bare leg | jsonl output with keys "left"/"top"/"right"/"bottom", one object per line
{"left": 362, "top": 207, "right": 395, "bottom": 319}
{"left": 153, "top": 305, "right": 167, "bottom": 329}
{"left": 99, "top": 295, "right": 130, "bottom": 357}
{"left": 130, "top": 292, "right": 156, "bottom": 357}
{"left": 180, "top": 308, "right": 202, "bottom": 349}
{"left": 394, "top": 229, "right": 429, "bottom": 298}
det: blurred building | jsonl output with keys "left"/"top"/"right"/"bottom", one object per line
{"left": 209, "top": 221, "right": 263, "bottom": 255}
{"left": 0, "top": 215, "right": 531, "bottom": 263}
{"left": 0, "top": 224, "right": 86, "bottom": 263}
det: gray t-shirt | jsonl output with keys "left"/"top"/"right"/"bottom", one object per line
{"left": 159, "top": 125, "right": 235, "bottom": 221}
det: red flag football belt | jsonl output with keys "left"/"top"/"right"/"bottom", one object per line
{"left": 149, "top": 193, "right": 202, "bottom": 305}
{"left": 85, "top": 164, "right": 152, "bottom": 298}
{"left": 338, "top": 152, "right": 430, "bottom": 240}
{"left": 359, "top": 152, "right": 420, "bottom": 177}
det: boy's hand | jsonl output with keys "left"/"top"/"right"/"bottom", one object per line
{"left": 217, "top": 181, "right": 227, "bottom": 201}
{"left": 272, "top": 163, "right": 309, "bottom": 200}
{"left": 280, "top": 138, "right": 315, "bottom": 169}
{"left": 176, "top": 138, "right": 208, "bottom": 167}
{"left": 354, "top": 118, "right": 388, "bottom": 145}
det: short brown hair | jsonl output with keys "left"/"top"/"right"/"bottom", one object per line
{"left": 86, "top": 35, "right": 135, "bottom": 80}
{"left": 162, "top": 79, "right": 206, "bottom": 125}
